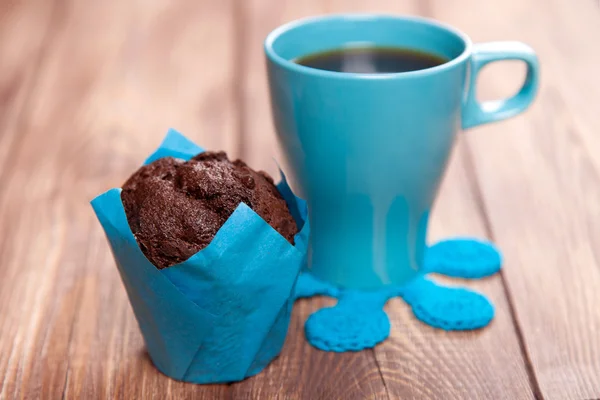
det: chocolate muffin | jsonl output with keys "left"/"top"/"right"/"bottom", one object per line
{"left": 121, "top": 152, "right": 298, "bottom": 269}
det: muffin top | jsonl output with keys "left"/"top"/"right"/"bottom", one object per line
{"left": 121, "top": 151, "right": 298, "bottom": 269}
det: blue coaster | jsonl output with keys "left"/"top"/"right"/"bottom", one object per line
{"left": 293, "top": 237, "right": 501, "bottom": 352}
{"left": 424, "top": 238, "right": 502, "bottom": 278}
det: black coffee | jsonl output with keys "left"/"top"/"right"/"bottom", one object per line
{"left": 294, "top": 46, "right": 448, "bottom": 74}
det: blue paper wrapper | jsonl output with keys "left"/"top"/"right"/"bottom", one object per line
{"left": 91, "top": 129, "right": 309, "bottom": 384}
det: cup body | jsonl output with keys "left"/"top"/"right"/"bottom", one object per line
{"left": 265, "top": 15, "right": 480, "bottom": 289}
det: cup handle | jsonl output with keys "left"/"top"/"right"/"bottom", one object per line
{"left": 462, "top": 41, "right": 540, "bottom": 130}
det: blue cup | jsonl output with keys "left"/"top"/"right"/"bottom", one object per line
{"left": 265, "top": 14, "right": 539, "bottom": 289}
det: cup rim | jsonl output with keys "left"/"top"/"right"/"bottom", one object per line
{"left": 264, "top": 13, "right": 473, "bottom": 80}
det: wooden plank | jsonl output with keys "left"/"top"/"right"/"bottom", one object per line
{"left": 375, "top": 143, "right": 534, "bottom": 399}
{"left": 0, "top": 0, "right": 56, "bottom": 179}
{"left": 231, "top": 298, "right": 389, "bottom": 400}
{"left": 428, "top": 0, "right": 600, "bottom": 398}
{"left": 0, "top": 1, "right": 237, "bottom": 398}
{"left": 0, "top": 1, "right": 60, "bottom": 397}
{"left": 239, "top": 0, "right": 534, "bottom": 398}
{"left": 237, "top": 0, "right": 327, "bottom": 178}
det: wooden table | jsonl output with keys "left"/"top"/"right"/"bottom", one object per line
{"left": 1, "top": 0, "right": 599, "bottom": 399}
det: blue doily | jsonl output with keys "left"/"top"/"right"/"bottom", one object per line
{"left": 293, "top": 237, "right": 501, "bottom": 352}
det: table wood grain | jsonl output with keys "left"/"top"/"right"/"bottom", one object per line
{"left": 0, "top": 0, "right": 598, "bottom": 399}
